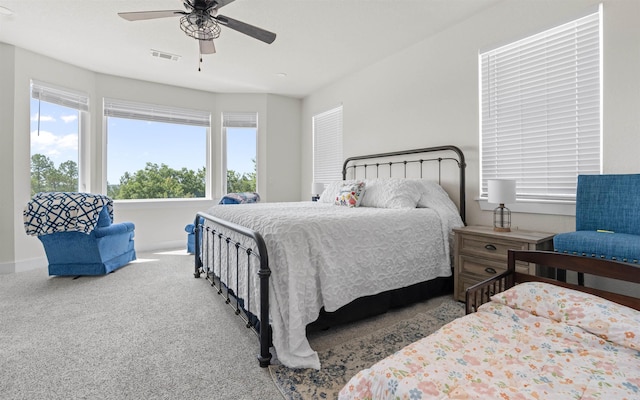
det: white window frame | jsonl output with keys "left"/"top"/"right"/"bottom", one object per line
{"left": 479, "top": 7, "right": 602, "bottom": 216}
{"left": 313, "top": 105, "right": 343, "bottom": 186}
{"left": 221, "top": 111, "right": 258, "bottom": 195}
{"left": 30, "top": 80, "right": 90, "bottom": 192}
{"left": 103, "top": 98, "right": 211, "bottom": 200}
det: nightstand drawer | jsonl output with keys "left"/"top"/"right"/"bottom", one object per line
{"left": 452, "top": 226, "right": 555, "bottom": 302}
{"left": 458, "top": 235, "right": 529, "bottom": 261}
{"left": 459, "top": 255, "right": 507, "bottom": 278}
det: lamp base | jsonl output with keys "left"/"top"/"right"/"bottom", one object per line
{"left": 493, "top": 204, "right": 512, "bottom": 232}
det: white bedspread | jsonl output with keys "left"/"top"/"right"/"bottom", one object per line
{"left": 204, "top": 201, "right": 463, "bottom": 369}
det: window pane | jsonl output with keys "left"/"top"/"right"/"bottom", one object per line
{"left": 225, "top": 127, "right": 256, "bottom": 193}
{"left": 106, "top": 117, "right": 207, "bottom": 199}
{"left": 30, "top": 98, "right": 79, "bottom": 195}
{"left": 480, "top": 9, "right": 601, "bottom": 201}
{"left": 313, "top": 105, "right": 343, "bottom": 184}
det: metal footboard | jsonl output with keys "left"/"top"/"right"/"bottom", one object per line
{"left": 193, "top": 211, "right": 272, "bottom": 367}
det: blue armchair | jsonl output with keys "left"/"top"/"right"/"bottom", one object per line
{"left": 24, "top": 192, "right": 136, "bottom": 276}
{"left": 184, "top": 193, "right": 260, "bottom": 253}
{"left": 185, "top": 223, "right": 196, "bottom": 254}
{"left": 553, "top": 174, "right": 640, "bottom": 283}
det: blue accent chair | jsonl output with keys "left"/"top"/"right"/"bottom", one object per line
{"left": 553, "top": 174, "right": 640, "bottom": 283}
{"left": 24, "top": 192, "right": 136, "bottom": 276}
{"left": 184, "top": 193, "right": 260, "bottom": 254}
{"left": 185, "top": 223, "right": 196, "bottom": 254}
{"left": 38, "top": 206, "right": 136, "bottom": 276}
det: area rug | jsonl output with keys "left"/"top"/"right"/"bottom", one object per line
{"left": 269, "top": 298, "right": 465, "bottom": 400}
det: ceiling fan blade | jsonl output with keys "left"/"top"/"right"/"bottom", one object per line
{"left": 199, "top": 39, "right": 216, "bottom": 54}
{"left": 211, "top": 0, "right": 236, "bottom": 10}
{"left": 215, "top": 15, "right": 276, "bottom": 44}
{"left": 118, "top": 10, "right": 185, "bottom": 21}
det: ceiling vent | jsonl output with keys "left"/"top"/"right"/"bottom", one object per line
{"left": 150, "top": 49, "right": 181, "bottom": 62}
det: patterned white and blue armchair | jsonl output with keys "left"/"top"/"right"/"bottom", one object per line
{"left": 24, "top": 192, "right": 136, "bottom": 276}
{"left": 553, "top": 174, "right": 640, "bottom": 284}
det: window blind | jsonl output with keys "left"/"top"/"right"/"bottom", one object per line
{"left": 104, "top": 98, "right": 210, "bottom": 127}
{"left": 480, "top": 9, "right": 601, "bottom": 201}
{"left": 31, "top": 80, "right": 89, "bottom": 111}
{"left": 222, "top": 112, "right": 258, "bottom": 128}
{"left": 313, "top": 105, "right": 343, "bottom": 184}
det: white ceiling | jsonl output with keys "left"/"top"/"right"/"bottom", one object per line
{"left": 0, "top": 0, "right": 501, "bottom": 98}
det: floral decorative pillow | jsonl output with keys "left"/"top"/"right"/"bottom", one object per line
{"left": 334, "top": 181, "right": 366, "bottom": 207}
{"left": 359, "top": 178, "right": 422, "bottom": 209}
{"left": 319, "top": 180, "right": 356, "bottom": 203}
{"left": 491, "top": 281, "right": 640, "bottom": 351}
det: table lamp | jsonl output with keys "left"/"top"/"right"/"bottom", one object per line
{"left": 488, "top": 179, "right": 516, "bottom": 232}
{"left": 311, "top": 182, "right": 325, "bottom": 201}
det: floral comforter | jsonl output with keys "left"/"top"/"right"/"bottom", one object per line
{"left": 339, "top": 282, "right": 640, "bottom": 399}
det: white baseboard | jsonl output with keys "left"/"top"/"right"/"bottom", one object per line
{"left": 0, "top": 257, "right": 47, "bottom": 274}
{"left": 0, "top": 241, "right": 185, "bottom": 275}
{"left": 135, "top": 240, "right": 184, "bottom": 253}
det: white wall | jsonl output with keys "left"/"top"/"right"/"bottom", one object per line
{"left": 3, "top": 0, "right": 640, "bottom": 274}
{"left": 1, "top": 47, "right": 302, "bottom": 273}
{"left": 9, "top": 47, "right": 97, "bottom": 273}
{"left": 0, "top": 43, "right": 16, "bottom": 271}
{"left": 301, "top": 0, "right": 640, "bottom": 237}
{"left": 264, "top": 94, "right": 303, "bottom": 202}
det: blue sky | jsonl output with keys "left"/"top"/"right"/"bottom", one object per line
{"left": 30, "top": 99, "right": 256, "bottom": 184}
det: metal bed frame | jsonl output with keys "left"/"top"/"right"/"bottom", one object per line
{"left": 193, "top": 145, "right": 466, "bottom": 367}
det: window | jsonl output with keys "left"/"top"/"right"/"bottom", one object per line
{"left": 480, "top": 8, "right": 601, "bottom": 203}
{"left": 104, "top": 98, "right": 210, "bottom": 200}
{"left": 30, "top": 80, "right": 89, "bottom": 195}
{"left": 222, "top": 112, "right": 257, "bottom": 194}
{"left": 313, "top": 105, "right": 343, "bottom": 185}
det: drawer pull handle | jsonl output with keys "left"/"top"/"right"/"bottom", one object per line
{"left": 484, "top": 244, "right": 497, "bottom": 251}
{"left": 485, "top": 267, "right": 497, "bottom": 274}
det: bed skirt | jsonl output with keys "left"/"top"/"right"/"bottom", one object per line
{"left": 308, "top": 275, "right": 453, "bottom": 332}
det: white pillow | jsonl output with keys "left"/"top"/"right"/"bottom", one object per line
{"left": 319, "top": 180, "right": 356, "bottom": 203}
{"left": 413, "top": 179, "right": 459, "bottom": 212}
{"left": 360, "top": 178, "right": 422, "bottom": 209}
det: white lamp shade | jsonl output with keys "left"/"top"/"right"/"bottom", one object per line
{"left": 488, "top": 179, "right": 516, "bottom": 205}
{"left": 311, "top": 182, "right": 325, "bottom": 196}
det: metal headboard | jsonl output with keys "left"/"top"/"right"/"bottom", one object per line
{"left": 342, "top": 145, "right": 466, "bottom": 224}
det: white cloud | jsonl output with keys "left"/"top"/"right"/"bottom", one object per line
{"left": 61, "top": 114, "right": 77, "bottom": 123}
{"left": 30, "top": 130, "right": 77, "bottom": 161}
{"left": 30, "top": 113, "right": 55, "bottom": 122}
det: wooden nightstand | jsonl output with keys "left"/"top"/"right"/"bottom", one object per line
{"left": 453, "top": 226, "right": 555, "bottom": 301}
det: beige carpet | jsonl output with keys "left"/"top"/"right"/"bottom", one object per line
{"left": 1, "top": 249, "right": 463, "bottom": 400}
{"left": 269, "top": 298, "right": 465, "bottom": 400}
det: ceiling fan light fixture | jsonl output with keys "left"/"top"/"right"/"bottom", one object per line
{"left": 180, "top": 11, "right": 221, "bottom": 41}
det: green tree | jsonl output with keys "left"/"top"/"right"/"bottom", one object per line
{"left": 56, "top": 160, "right": 78, "bottom": 192}
{"left": 30, "top": 154, "right": 78, "bottom": 195}
{"left": 227, "top": 170, "right": 254, "bottom": 193}
{"left": 226, "top": 158, "right": 256, "bottom": 193}
{"left": 114, "top": 162, "right": 205, "bottom": 199}
{"left": 31, "top": 154, "right": 55, "bottom": 194}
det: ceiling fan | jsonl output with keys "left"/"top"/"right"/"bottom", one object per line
{"left": 118, "top": 0, "right": 276, "bottom": 55}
